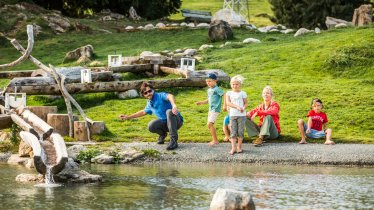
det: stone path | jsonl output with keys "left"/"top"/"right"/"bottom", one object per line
{"left": 121, "top": 142, "right": 374, "bottom": 166}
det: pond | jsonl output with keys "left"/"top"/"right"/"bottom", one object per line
{"left": 0, "top": 163, "right": 373, "bottom": 209}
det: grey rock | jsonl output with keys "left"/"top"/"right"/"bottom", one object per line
{"left": 54, "top": 169, "right": 102, "bottom": 183}
{"left": 0, "top": 152, "right": 12, "bottom": 162}
{"left": 15, "top": 173, "right": 44, "bottom": 183}
{"left": 180, "top": 22, "right": 188, "bottom": 27}
{"left": 281, "top": 29, "right": 294, "bottom": 34}
{"left": 184, "top": 48, "right": 197, "bottom": 56}
{"left": 43, "top": 14, "right": 71, "bottom": 34}
{"left": 199, "top": 44, "right": 214, "bottom": 51}
{"left": 187, "top": 23, "right": 195, "bottom": 28}
{"left": 294, "top": 28, "right": 312, "bottom": 37}
{"left": 125, "top": 26, "right": 134, "bottom": 30}
{"left": 175, "top": 49, "right": 183, "bottom": 53}
{"left": 63, "top": 45, "right": 94, "bottom": 63}
{"left": 144, "top": 24, "right": 155, "bottom": 30}
{"left": 212, "top": 9, "right": 248, "bottom": 27}
{"left": 101, "top": 15, "right": 113, "bottom": 21}
{"left": 196, "top": 23, "right": 210, "bottom": 29}
{"left": 7, "top": 154, "right": 29, "bottom": 165}
{"left": 110, "top": 13, "right": 124, "bottom": 20}
{"left": 315, "top": 27, "right": 321, "bottom": 34}
{"left": 209, "top": 20, "right": 233, "bottom": 42}
{"left": 335, "top": 23, "right": 348, "bottom": 28}
{"left": 243, "top": 38, "right": 261, "bottom": 44}
{"left": 155, "top": 23, "right": 166, "bottom": 28}
{"left": 117, "top": 89, "right": 139, "bottom": 99}
{"left": 19, "top": 139, "right": 32, "bottom": 157}
{"left": 67, "top": 145, "right": 86, "bottom": 161}
{"left": 91, "top": 154, "right": 113, "bottom": 164}
{"left": 325, "top": 16, "right": 351, "bottom": 29}
{"left": 210, "top": 188, "right": 255, "bottom": 210}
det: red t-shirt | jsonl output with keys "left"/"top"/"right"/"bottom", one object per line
{"left": 307, "top": 110, "right": 328, "bottom": 131}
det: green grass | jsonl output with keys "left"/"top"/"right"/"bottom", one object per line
{"left": 1, "top": 22, "right": 373, "bottom": 144}
{"left": 170, "top": 0, "right": 273, "bottom": 26}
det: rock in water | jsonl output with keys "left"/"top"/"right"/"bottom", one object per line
{"left": 210, "top": 188, "right": 255, "bottom": 210}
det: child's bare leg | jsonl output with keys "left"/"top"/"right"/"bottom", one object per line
{"left": 324, "top": 128, "right": 334, "bottom": 145}
{"left": 230, "top": 138, "right": 236, "bottom": 154}
{"left": 297, "top": 119, "right": 307, "bottom": 144}
{"left": 223, "top": 125, "right": 230, "bottom": 141}
{"left": 237, "top": 138, "right": 243, "bottom": 153}
{"left": 208, "top": 122, "right": 219, "bottom": 146}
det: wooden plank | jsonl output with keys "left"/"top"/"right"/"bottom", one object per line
{"left": 109, "top": 64, "right": 152, "bottom": 73}
{"left": 5, "top": 78, "right": 207, "bottom": 95}
{"left": 0, "top": 70, "right": 34, "bottom": 79}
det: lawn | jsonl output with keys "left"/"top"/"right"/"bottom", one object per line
{"left": 170, "top": 0, "right": 273, "bottom": 26}
{"left": 1, "top": 24, "right": 373, "bottom": 144}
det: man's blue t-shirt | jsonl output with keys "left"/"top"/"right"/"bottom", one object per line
{"left": 144, "top": 92, "right": 183, "bottom": 122}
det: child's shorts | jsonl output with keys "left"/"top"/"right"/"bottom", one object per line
{"left": 207, "top": 111, "right": 220, "bottom": 124}
{"left": 304, "top": 124, "right": 326, "bottom": 139}
{"left": 230, "top": 116, "right": 246, "bottom": 138}
{"left": 223, "top": 114, "right": 230, "bottom": 126}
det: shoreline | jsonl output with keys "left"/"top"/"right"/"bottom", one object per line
{"left": 121, "top": 142, "right": 374, "bottom": 166}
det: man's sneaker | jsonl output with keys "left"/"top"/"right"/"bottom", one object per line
{"left": 166, "top": 138, "right": 178, "bottom": 150}
{"left": 253, "top": 136, "right": 264, "bottom": 147}
{"left": 157, "top": 135, "right": 166, "bottom": 144}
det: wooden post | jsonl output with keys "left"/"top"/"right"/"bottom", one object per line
{"left": 0, "top": 114, "right": 12, "bottom": 129}
{"left": 47, "top": 114, "right": 79, "bottom": 136}
{"left": 74, "top": 121, "right": 89, "bottom": 141}
{"left": 28, "top": 106, "right": 58, "bottom": 122}
{"left": 90, "top": 121, "right": 106, "bottom": 134}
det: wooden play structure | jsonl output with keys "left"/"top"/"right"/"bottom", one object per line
{"left": 0, "top": 25, "right": 230, "bottom": 175}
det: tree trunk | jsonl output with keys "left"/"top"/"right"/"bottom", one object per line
{"left": 0, "top": 70, "right": 34, "bottom": 79}
{"left": 109, "top": 64, "right": 152, "bottom": 73}
{"left": 159, "top": 66, "right": 189, "bottom": 78}
{"left": 20, "top": 109, "right": 53, "bottom": 139}
{"left": 28, "top": 106, "right": 58, "bottom": 122}
{"left": 74, "top": 121, "right": 89, "bottom": 141}
{"left": 47, "top": 114, "right": 79, "bottom": 137}
{"left": 10, "top": 114, "right": 38, "bottom": 137}
{"left": 5, "top": 78, "right": 207, "bottom": 95}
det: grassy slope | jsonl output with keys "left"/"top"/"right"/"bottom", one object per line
{"left": 170, "top": 0, "right": 273, "bottom": 26}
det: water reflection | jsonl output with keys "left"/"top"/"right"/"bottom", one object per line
{"left": 0, "top": 163, "right": 373, "bottom": 209}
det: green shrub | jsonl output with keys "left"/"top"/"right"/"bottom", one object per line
{"left": 269, "top": 0, "right": 373, "bottom": 29}
{"left": 324, "top": 44, "right": 374, "bottom": 77}
{"left": 10, "top": 124, "right": 21, "bottom": 146}
{"left": 76, "top": 148, "right": 101, "bottom": 163}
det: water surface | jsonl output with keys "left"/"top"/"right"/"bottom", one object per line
{"left": 0, "top": 163, "right": 373, "bottom": 209}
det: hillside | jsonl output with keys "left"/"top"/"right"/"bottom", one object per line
{"left": 0, "top": 2, "right": 373, "bottom": 144}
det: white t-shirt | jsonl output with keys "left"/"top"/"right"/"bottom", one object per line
{"left": 227, "top": 90, "right": 247, "bottom": 116}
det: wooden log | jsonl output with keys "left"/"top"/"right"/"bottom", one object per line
{"left": 0, "top": 70, "right": 34, "bottom": 79}
{"left": 10, "top": 114, "right": 38, "bottom": 137}
{"left": 109, "top": 64, "right": 152, "bottom": 73}
{"left": 74, "top": 121, "right": 89, "bottom": 141}
{"left": 19, "top": 131, "right": 46, "bottom": 174}
{"left": 47, "top": 114, "right": 79, "bottom": 136}
{"left": 90, "top": 121, "right": 106, "bottom": 134}
{"left": 5, "top": 78, "right": 207, "bottom": 95}
{"left": 159, "top": 66, "right": 188, "bottom": 78}
{"left": 0, "top": 114, "right": 12, "bottom": 129}
{"left": 8, "top": 71, "right": 114, "bottom": 87}
{"left": 28, "top": 106, "right": 58, "bottom": 122}
{"left": 20, "top": 109, "right": 53, "bottom": 139}
{"left": 49, "top": 133, "right": 68, "bottom": 174}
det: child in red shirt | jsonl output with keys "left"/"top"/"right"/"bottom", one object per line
{"left": 297, "top": 98, "right": 334, "bottom": 145}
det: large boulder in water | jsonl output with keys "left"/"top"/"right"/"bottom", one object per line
{"left": 210, "top": 188, "right": 255, "bottom": 210}
{"left": 209, "top": 20, "right": 233, "bottom": 42}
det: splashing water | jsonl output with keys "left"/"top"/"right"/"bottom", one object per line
{"left": 34, "top": 134, "right": 62, "bottom": 187}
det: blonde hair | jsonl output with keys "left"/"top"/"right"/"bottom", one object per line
{"left": 263, "top": 85, "right": 274, "bottom": 99}
{"left": 230, "top": 75, "right": 245, "bottom": 85}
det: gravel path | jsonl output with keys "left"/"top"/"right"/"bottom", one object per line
{"left": 121, "top": 142, "right": 374, "bottom": 166}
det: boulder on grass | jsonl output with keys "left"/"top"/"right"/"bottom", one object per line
{"left": 209, "top": 20, "right": 233, "bottom": 42}
{"left": 352, "top": 4, "right": 372, "bottom": 26}
{"left": 63, "top": 45, "right": 94, "bottom": 63}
